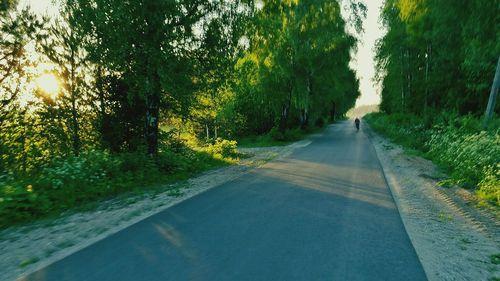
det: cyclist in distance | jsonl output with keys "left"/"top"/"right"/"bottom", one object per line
{"left": 354, "top": 117, "right": 360, "bottom": 132}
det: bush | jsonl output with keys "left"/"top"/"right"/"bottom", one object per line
{"left": 0, "top": 136, "right": 239, "bottom": 228}
{"left": 0, "top": 181, "right": 50, "bottom": 227}
{"left": 268, "top": 127, "right": 305, "bottom": 142}
{"left": 207, "top": 138, "right": 238, "bottom": 158}
{"left": 269, "top": 127, "right": 286, "bottom": 141}
{"left": 366, "top": 112, "right": 500, "bottom": 207}
{"left": 159, "top": 129, "right": 188, "bottom": 154}
{"left": 477, "top": 165, "right": 500, "bottom": 206}
{"left": 427, "top": 129, "right": 499, "bottom": 186}
{"left": 155, "top": 150, "right": 189, "bottom": 173}
{"left": 315, "top": 117, "right": 326, "bottom": 128}
{"left": 39, "top": 151, "right": 120, "bottom": 188}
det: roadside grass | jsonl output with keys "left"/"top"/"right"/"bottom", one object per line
{"left": 491, "top": 253, "right": 500, "bottom": 265}
{"left": 237, "top": 134, "right": 289, "bottom": 148}
{"left": 0, "top": 140, "right": 234, "bottom": 229}
{"left": 0, "top": 123, "right": 329, "bottom": 230}
{"left": 237, "top": 124, "right": 328, "bottom": 148}
{"left": 19, "top": 257, "right": 40, "bottom": 268}
{"left": 365, "top": 112, "right": 500, "bottom": 208}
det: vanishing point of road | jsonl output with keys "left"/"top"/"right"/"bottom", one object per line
{"left": 18, "top": 121, "right": 427, "bottom": 281}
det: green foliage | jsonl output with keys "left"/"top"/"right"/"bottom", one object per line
{"left": 364, "top": 112, "right": 428, "bottom": 151}
{"left": 0, "top": 180, "right": 50, "bottom": 225}
{"left": 367, "top": 112, "right": 500, "bottom": 207}
{"left": 477, "top": 166, "right": 500, "bottom": 206}
{"left": 206, "top": 138, "right": 238, "bottom": 159}
{"left": 0, "top": 0, "right": 364, "bottom": 228}
{"left": 234, "top": 0, "right": 361, "bottom": 134}
{"left": 427, "top": 129, "right": 499, "bottom": 186}
{"left": 376, "top": 0, "right": 499, "bottom": 115}
{"left": 0, "top": 141, "right": 235, "bottom": 228}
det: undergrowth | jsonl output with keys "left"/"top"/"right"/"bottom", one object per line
{"left": 366, "top": 112, "right": 499, "bottom": 207}
{"left": 0, "top": 136, "right": 238, "bottom": 228}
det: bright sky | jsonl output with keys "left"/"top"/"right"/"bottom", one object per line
{"left": 350, "top": 0, "right": 386, "bottom": 107}
{"left": 19, "top": 0, "right": 58, "bottom": 16}
{"left": 22, "top": 0, "right": 386, "bottom": 108}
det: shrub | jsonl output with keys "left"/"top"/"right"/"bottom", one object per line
{"left": 39, "top": 151, "right": 120, "bottom": 186}
{"left": 427, "top": 128, "right": 500, "bottom": 185}
{"left": 269, "top": 127, "right": 285, "bottom": 141}
{"left": 159, "top": 129, "right": 188, "bottom": 154}
{"left": 315, "top": 117, "right": 326, "bottom": 128}
{"left": 477, "top": 165, "right": 500, "bottom": 206}
{"left": 366, "top": 112, "right": 499, "bottom": 207}
{"left": 0, "top": 181, "right": 50, "bottom": 227}
{"left": 207, "top": 138, "right": 238, "bottom": 158}
{"left": 155, "top": 150, "right": 189, "bottom": 173}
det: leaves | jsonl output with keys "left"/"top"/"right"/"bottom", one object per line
{"left": 377, "top": 0, "right": 499, "bottom": 115}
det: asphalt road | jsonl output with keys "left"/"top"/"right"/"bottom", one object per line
{"left": 18, "top": 121, "right": 427, "bottom": 281}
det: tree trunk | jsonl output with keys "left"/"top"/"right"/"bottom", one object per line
{"left": 330, "top": 101, "right": 336, "bottom": 121}
{"left": 279, "top": 85, "right": 293, "bottom": 133}
{"left": 406, "top": 48, "right": 412, "bottom": 109}
{"left": 400, "top": 47, "right": 405, "bottom": 110}
{"left": 69, "top": 44, "right": 80, "bottom": 156}
{"left": 424, "top": 43, "right": 431, "bottom": 113}
{"left": 484, "top": 55, "right": 500, "bottom": 126}
{"left": 145, "top": 68, "right": 160, "bottom": 157}
{"left": 300, "top": 109, "right": 308, "bottom": 129}
{"left": 301, "top": 75, "right": 312, "bottom": 129}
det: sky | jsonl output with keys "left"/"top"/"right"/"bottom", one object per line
{"left": 349, "top": 0, "right": 386, "bottom": 107}
{"left": 21, "top": 0, "right": 386, "bottom": 107}
{"left": 19, "top": 0, "right": 58, "bottom": 16}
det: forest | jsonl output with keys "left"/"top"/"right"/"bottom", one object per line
{"left": 0, "top": 0, "right": 365, "bottom": 226}
{"left": 369, "top": 0, "right": 499, "bottom": 207}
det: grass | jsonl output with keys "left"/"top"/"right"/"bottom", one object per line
{"left": 491, "top": 253, "right": 500, "bottom": 265}
{"left": 237, "top": 134, "right": 290, "bottom": 148}
{"left": 0, "top": 123, "right": 330, "bottom": 230}
{"left": 19, "top": 257, "right": 40, "bottom": 268}
{"left": 56, "top": 240, "right": 75, "bottom": 249}
{"left": 366, "top": 112, "right": 499, "bottom": 208}
{"left": 237, "top": 124, "right": 328, "bottom": 148}
{"left": 0, "top": 141, "right": 234, "bottom": 229}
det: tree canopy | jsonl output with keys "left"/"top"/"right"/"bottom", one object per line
{"left": 0, "top": 0, "right": 363, "bottom": 224}
{"left": 376, "top": 0, "right": 500, "bottom": 116}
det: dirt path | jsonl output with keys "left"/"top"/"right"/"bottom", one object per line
{"left": 367, "top": 127, "right": 500, "bottom": 281}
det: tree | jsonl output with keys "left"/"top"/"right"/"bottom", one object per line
{"left": 235, "top": 0, "right": 361, "bottom": 134}
{"left": 38, "top": 1, "right": 90, "bottom": 156}
{"left": 376, "top": 0, "right": 499, "bottom": 116}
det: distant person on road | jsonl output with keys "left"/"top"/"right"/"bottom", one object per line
{"left": 355, "top": 118, "right": 360, "bottom": 132}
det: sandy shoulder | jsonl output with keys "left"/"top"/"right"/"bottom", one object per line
{"left": 367, "top": 126, "right": 499, "bottom": 281}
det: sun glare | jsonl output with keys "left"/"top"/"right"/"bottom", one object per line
{"left": 36, "top": 73, "right": 60, "bottom": 99}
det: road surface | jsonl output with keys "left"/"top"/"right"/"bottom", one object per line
{"left": 18, "top": 121, "right": 427, "bottom": 281}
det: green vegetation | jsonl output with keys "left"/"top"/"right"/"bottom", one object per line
{"left": 0, "top": 140, "right": 236, "bottom": 228}
{"left": 366, "top": 112, "right": 499, "bottom": 207}
{"left": 0, "top": 1, "right": 364, "bottom": 227}
{"left": 491, "top": 253, "right": 500, "bottom": 265}
{"left": 371, "top": 0, "right": 499, "bottom": 208}
{"left": 376, "top": 0, "right": 499, "bottom": 116}
{"left": 19, "top": 257, "right": 40, "bottom": 268}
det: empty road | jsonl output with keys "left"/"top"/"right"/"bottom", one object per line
{"left": 19, "top": 121, "right": 427, "bottom": 281}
